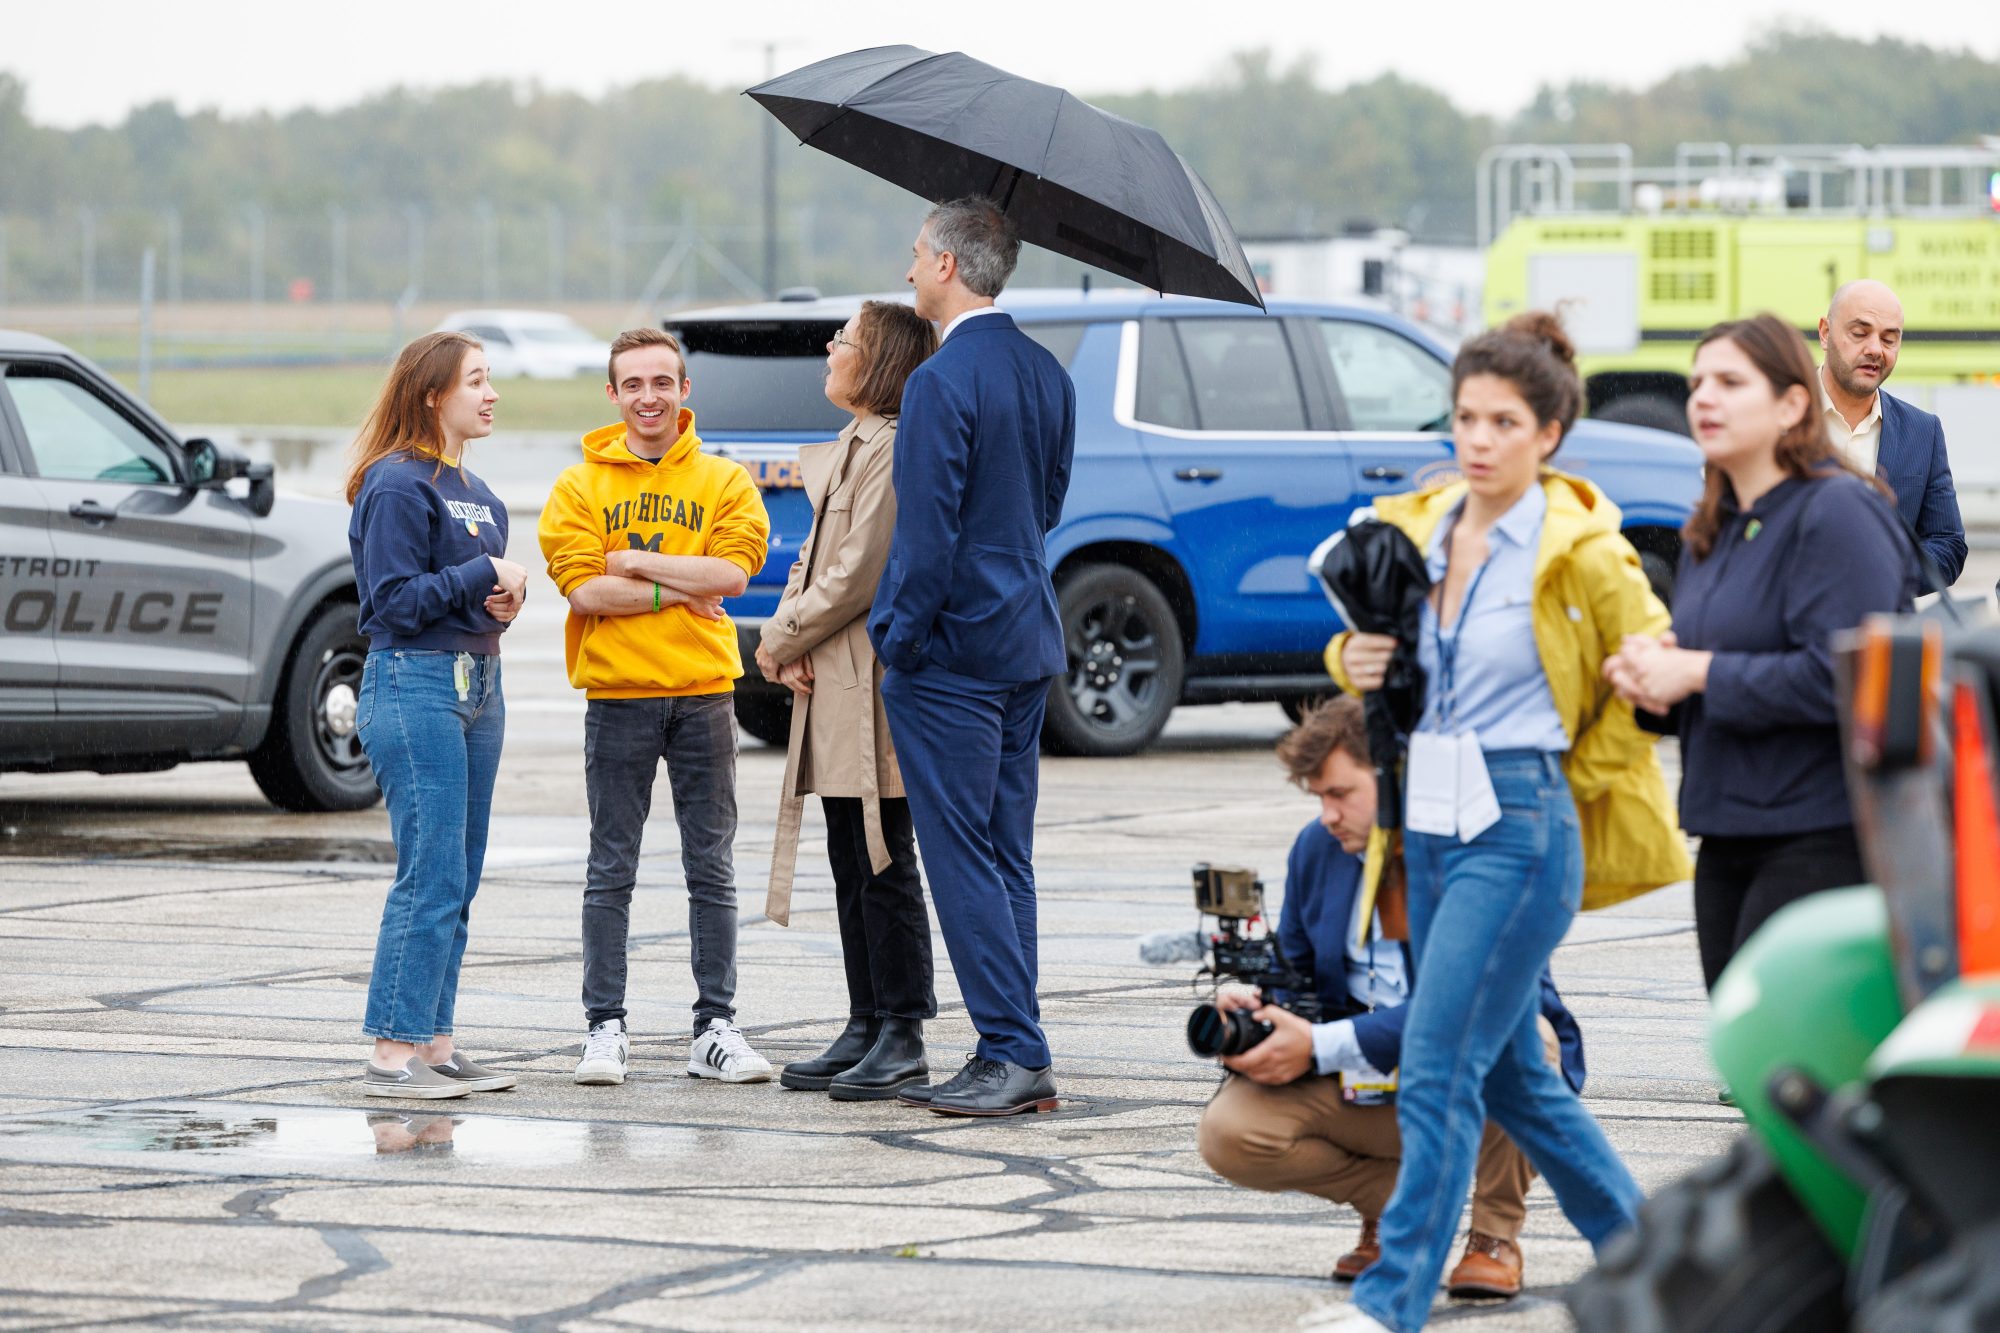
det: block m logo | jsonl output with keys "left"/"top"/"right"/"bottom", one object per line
{"left": 625, "top": 531, "right": 664, "bottom": 552}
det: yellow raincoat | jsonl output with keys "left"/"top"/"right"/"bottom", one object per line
{"left": 1326, "top": 469, "right": 1691, "bottom": 923}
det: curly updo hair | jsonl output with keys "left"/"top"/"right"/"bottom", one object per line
{"left": 1449, "top": 310, "right": 1583, "bottom": 451}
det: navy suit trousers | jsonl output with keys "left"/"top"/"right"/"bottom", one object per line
{"left": 879, "top": 663, "right": 1053, "bottom": 1068}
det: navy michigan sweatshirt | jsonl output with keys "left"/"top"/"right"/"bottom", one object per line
{"left": 348, "top": 451, "right": 512, "bottom": 654}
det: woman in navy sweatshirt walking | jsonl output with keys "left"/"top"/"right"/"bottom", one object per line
{"left": 346, "top": 331, "right": 529, "bottom": 1098}
{"left": 1604, "top": 314, "right": 1918, "bottom": 991}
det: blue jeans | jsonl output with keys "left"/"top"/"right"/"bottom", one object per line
{"left": 357, "top": 650, "right": 504, "bottom": 1043}
{"left": 580, "top": 693, "right": 740, "bottom": 1036}
{"left": 1352, "top": 751, "right": 1642, "bottom": 1333}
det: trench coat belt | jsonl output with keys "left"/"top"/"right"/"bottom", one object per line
{"left": 762, "top": 644, "right": 893, "bottom": 927}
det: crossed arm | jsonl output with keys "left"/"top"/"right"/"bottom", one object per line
{"left": 565, "top": 549, "right": 746, "bottom": 618}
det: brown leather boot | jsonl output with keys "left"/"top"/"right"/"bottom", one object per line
{"left": 1445, "top": 1231, "right": 1523, "bottom": 1298}
{"left": 1330, "top": 1216, "right": 1380, "bottom": 1282}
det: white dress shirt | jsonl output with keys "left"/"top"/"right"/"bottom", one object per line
{"left": 941, "top": 305, "right": 1006, "bottom": 342}
{"left": 1821, "top": 364, "right": 1883, "bottom": 477}
{"left": 1308, "top": 884, "right": 1409, "bottom": 1078}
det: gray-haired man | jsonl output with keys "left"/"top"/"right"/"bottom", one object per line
{"left": 867, "top": 198, "right": 1077, "bottom": 1117}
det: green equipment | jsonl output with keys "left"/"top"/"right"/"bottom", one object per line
{"left": 1569, "top": 612, "right": 2000, "bottom": 1330}
{"left": 1481, "top": 143, "right": 2000, "bottom": 444}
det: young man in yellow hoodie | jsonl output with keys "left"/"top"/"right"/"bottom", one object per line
{"left": 539, "top": 328, "right": 773, "bottom": 1086}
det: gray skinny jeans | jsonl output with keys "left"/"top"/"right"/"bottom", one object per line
{"left": 581, "top": 693, "right": 739, "bottom": 1035}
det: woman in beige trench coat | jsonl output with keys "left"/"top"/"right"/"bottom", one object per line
{"left": 757, "top": 300, "right": 940, "bottom": 1101}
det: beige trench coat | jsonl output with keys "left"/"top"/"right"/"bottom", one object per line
{"left": 760, "top": 412, "right": 905, "bottom": 925}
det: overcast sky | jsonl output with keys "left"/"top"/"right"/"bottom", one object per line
{"left": 8, "top": 0, "right": 1998, "bottom": 128}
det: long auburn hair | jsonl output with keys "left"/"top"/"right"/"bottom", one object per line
{"left": 344, "top": 331, "right": 482, "bottom": 503}
{"left": 1681, "top": 314, "right": 1868, "bottom": 560}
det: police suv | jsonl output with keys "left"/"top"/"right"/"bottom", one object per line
{"left": 0, "top": 331, "right": 375, "bottom": 809}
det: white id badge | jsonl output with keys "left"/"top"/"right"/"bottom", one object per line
{"left": 1455, "top": 731, "right": 1500, "bottom": 843}
{"left": 1405, "top": 732, "right": 1459, "bottom": 836}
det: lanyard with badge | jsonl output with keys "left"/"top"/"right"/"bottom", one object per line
{"left": 1341, "top": 907, "right": 1402, "bottom": 1105}
{"left": 1403, "top": 548, "right": 1501, "bottom": 843}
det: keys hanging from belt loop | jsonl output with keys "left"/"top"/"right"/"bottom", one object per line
{"left": 453, "top": 653, "right": 472, "bottom": 702}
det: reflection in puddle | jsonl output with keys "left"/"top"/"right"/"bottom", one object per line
{"left": 0, "top": 833, "right": 397, "bottom": 864}
{"left": 0, "top": 1103, "right": 650, "bottom": 1170}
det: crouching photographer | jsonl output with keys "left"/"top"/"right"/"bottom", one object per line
{"left": 1195, "top": 698, "right": 1585, "bottom": 1298}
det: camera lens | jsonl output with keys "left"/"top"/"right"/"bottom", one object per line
{"left": 1186, "top": 1003, "right": 1272, "bottom": 1058}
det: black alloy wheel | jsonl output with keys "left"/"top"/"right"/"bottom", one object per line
{"left": 249, "top": 602, "right": 381, "bottom": 812}
{"left": 1042, "top": 564, "right": 1185, "bottom": 757}
{"left": 733, "top": 691, "right": 795, "bottom": 747}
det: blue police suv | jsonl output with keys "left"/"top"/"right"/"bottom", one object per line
{"left": 669, "top": 290, "right": 1703, "bottom": 757}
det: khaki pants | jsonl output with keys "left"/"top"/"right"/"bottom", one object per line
{"left": 1197, "top": 1074, "right": 1532, "bottom": 1240}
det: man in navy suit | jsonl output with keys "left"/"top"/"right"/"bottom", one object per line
{"left": 1198, "top": 698, "right": 1585, "bottom": 1299}
{"left": 869, "top": 197, "right": 1077, "bottom": 1117}
{"left": 1819, "top": 279, "right": 1965, "bottom": 585}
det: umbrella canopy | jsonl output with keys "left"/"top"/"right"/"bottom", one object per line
{"left": 1311, "top": 520, "right": 1433, "bottom": 830}
{"left": 747, "top": 45, "right": 1264, "bottom": 309}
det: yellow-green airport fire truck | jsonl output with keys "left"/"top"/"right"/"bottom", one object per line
{"left": 1481, "top": 142, "right": 2000, "bottom": 454}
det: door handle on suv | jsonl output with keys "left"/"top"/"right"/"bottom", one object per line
{"left": 1360, "top": 466, "right": 1407, "bottom": 482}
{"left": 1173, "top": 467, "right": 1223, "bottom": 482}
{"left": 68, "top": 500, "right": 117, "bottom": 523}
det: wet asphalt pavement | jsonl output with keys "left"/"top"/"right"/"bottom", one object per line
{"left": 11, "top": 532, "right": 1991, "bottom": 1330}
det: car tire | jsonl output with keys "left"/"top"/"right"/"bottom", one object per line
{"left": 1638, "top": 551, "right": 1677, "bottom": 609}
{"left": 248, "top": 602, "right": 380, "bottom": 812}
{"left": 1280, "top": 694, "right": 1334, "bottom": 726}
{"left": 1042, "top": 564, "right": 1185, "bottom": 757}
{"left": 1565, "top": 1137, "right": 1848, "bottom": 1333}
{"left": 734, "top": 691, "right": 794, "bottom": 747}
{"left": 1596, "top": 393, "right": 1692, "bottom": 437}
{"left": 1857, "top": 1218, "right": 2000, "bottom": 1333}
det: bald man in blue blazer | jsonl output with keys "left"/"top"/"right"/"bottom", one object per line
{"left": 870, "top": 197, "right": 1076, "bottom": 1118}
{"left": 1818, "top": 280, "right": 1965, "bottom": 586}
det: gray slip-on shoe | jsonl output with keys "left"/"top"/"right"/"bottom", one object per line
{"left": 428, "top": 1052, "right": 516, "bottom": 1092}
{"left": 362, "top": 1055, "right": 472, "bottom": 1099}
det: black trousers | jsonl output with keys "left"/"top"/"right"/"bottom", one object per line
{"left": 821, "top": 795, "right": 937, "bottom": 1022}
{"left": 1694, "top": 825, "right": 1866, "bottom": 991}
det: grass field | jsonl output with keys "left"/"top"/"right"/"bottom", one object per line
{"left": 108, "top": 365, "right": 616, "bottom": 432}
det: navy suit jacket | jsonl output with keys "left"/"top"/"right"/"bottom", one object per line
{"left": 1876, "top": 390, "right": 1965, "bottom": 587}
{"left": 868, "top": 312, "right": 1076, "bottom": 682}
{"left": 1274, "top": 821, "right": 1586, "bottom": 1091}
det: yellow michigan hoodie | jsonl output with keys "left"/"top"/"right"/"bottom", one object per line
{"left": 539, "top": 409, "right": 769, "bottom": 698}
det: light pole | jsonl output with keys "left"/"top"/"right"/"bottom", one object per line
{"left": 545, "top": 203, "right": 565, "bottom": 303}
{"left": 244, "top": 203, "right": 266, "bottom": 304}
{"left": 738, "top": 38, "right": 803, "bottom": 299}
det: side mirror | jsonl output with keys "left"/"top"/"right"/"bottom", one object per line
{"left": 183, "top": 436, "right": 222, "bottom": 486}
{"left": 183, "top": 437, "right": 273, "bottom": 516}
{"left": 245, "top": 461, "right": 276, "bottom": 518}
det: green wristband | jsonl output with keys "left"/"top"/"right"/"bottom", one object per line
{"left": 653, "top": 582, "right": 661, "bottom": 613}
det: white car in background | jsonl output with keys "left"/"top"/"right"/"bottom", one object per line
{"left": 433, "top": 310, "right": 610, "bottom": 380}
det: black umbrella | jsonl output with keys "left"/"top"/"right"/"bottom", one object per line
{"left": 1310, "top": 520, "right": 1433, "bottom": 830}
{"left": 746, "top": 45, "right": 1264, "bottom": 309}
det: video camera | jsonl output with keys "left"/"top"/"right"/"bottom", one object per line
{"left": 1183, "top": 863, "right": 1321, "bottom": 1058}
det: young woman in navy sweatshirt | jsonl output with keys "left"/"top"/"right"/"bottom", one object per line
{"left": 345, "top": 331, "right": 529, "bottom": 1099}
{"left": 1604, "top": 314, "right": 1918, "bottom": 991}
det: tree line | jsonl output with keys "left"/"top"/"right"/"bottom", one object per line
{"left": 0, "top": 26, "right": 1995, "bottom": 305}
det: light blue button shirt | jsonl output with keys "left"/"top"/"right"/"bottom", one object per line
{"left": 1310, "top": 885, "right": 1411, "bottom": 1077}
{"left": 1414, "top": 484, "right": 1569, "bottom": 753}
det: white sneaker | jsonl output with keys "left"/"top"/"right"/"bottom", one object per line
{"left": 574, "top": 1019, "right": 629, "bottom": 1085}
{"left": 1297, "top": 1303, "right": 1393, "bottom": 1332}
{"left": 686, "top": 1017, "right": 774, "bottom": 1083}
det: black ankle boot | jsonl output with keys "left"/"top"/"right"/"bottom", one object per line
{"left": 829, "top": 1018, "right": 928, "bottom": 1101}
{"left": 780, "top": 1016, "right": 880, "bottom": 1090}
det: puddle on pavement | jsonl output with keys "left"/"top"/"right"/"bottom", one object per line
{"left": 0, "top": 1103, "right": 690, "bottom": 1170}
{"left": 0, "top": 831, "right": 396, "bottom": 864}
